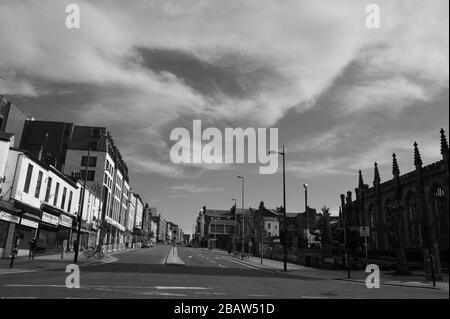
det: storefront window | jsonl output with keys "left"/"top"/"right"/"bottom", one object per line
{"left": 0, "top": 220, "right": 10, "bottom": 248}
{"left": 17, "top": 226, "right": 36, "bottom": 250}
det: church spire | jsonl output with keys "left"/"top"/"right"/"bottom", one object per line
{"left": 373, "top": 162, "right": 381, "bottom": 186}
{"left": 414, "top": 142, "right": 422, "bottom": 168}
{"left": 441, "top": 128, "right": 449, "bottom": 158}
{"left": 358, "top": 170, "right": 364, "bottom": 188}
{"left": 392, "top": 153, "right": 400, "bottom": 178}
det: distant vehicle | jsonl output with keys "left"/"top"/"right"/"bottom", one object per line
{"left": 186, "top": 243, "right": 192, "bottom": 247}
{"left": 141, "top": 242, "right": 150, "bottom": 248}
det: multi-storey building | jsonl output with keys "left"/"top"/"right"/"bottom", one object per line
{"left": 20, "top": 120, "right": 73, "bottom": 171}
{"left": 63, "top": 127, "right": 128, "bottom": 250}
{"left": 0, "top": 95, "right": 27, "bottom": 148}
{"left": 0, "top": 148, "right": 80, "bottom": 256}
{"left": 126, "top": 192, "right": 136, "bottom": 247}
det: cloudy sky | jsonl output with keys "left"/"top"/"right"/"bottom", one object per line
{"left": 1, "top": 0, "right": 448, "bottom": 234}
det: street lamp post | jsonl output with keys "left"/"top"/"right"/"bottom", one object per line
{"left": 237, "top": 176, "right": 244, "bottom": 260}
{"left": 232, "top": 199, "right": 237, "bottom": 256}
{"left": 303, "top": 184, "right": 309, "bottom": 266}
{"left": 74, "top": 130, "right": 93, "bottom": 264}
{"left": 269, "top": 145, "right": 287, "bottom": 271}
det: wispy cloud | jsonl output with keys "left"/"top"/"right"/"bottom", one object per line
{"left": 0, "top": 0, "right": 448, "bottom": 180}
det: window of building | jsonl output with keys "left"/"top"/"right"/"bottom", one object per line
{"left": 61, "top": 187, "right": 67, "bottom": 210}
{"left": 68, "top": 191, "right": 73, "bottom": 212}
{"left": 267, "top": 223, "right": 271, "bottom": 229}
{"left": 45, "top": 177, "right": 52, "bottom": 202}
{"left": 23, "top": 163, "right": 33, "bottom": 194}
{"left": 53, "top": 182, "right": 60, "bottom": 206}
{"left": 407, "top": 194, "right": 422, "bottom": 247}
{"left": 92, "top": 128, "right": 102, "bottom": 138}
{"left": 35, "top": 171, "right": 43, "bottom": 198}
{"left": 81, "top": 170, "right": 95, "bottom": 181}
{"left": 89, "top": 141, "right": 97, "bottom": 150}
{"left": 81, "top": 156, "right": 97, "bottom": 167}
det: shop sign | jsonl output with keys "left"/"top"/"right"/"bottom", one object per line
{"left": 21, "top": 218, "right": 39, "bottom": 229}
{"left": 42, "top": 212, "right": 59, "bottom": 226}
{"left": 59, "top": 214, "right": 72, "bottom": 228}
{"left": 0, "top": 211, "right": 20, "bottom": 224}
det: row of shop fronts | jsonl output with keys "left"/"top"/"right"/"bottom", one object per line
{"left": 0, "top": 199, "right": 100, "bottom": 257}
{"left": 0, "top": 201, "right": 145, "bottom": 258}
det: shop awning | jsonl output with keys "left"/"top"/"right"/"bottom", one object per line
{"left": 0, "top": 200, "right": 20, "bottom": 215}
{"left": 13, "top": 200, "right": 42, "bottom": 219}
{"left": 41, "top": 203, "right": 63, "bottom": 216}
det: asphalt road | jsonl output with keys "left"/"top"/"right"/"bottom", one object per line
{"left": 0, "top": 245, "right": 447, "bottom": 299}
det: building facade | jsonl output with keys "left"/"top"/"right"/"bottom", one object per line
{"left": 340, "top": 129, "right": 448, "bottom": 278}
{"left": 0, "top": 148, "right": 80, "bottom": 256}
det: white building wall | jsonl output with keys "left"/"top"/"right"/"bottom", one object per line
{"left": 134, "top": 197, "right": 143, "bottom": 229}
{"left": 127, "top": 193, "right": 136, "bottom": 231}
{"left": 0, "top": 138, "right": 10, "bottom": 183}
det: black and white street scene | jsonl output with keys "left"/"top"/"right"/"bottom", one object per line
{"left": 0, "top": 0, "right": 448, "bottom": 304}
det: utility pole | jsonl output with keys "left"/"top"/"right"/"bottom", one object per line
{"left": 237, "top": 176, "right": 245, "bottom": 260}
{"left": 303, "top": 184, "right": 309, "bottom": 266}
{"left": 268, "top": 146, "right": 287, "bottom": 271}
{"left": 74, "top": 128, "right": 96, "bottom": 263}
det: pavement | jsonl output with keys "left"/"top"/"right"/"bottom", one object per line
{"left": 0, "top": 247, "right": 133, "bottom": 275}
{"left": 204, "top": 248, "right": 449, "bottom": 292}
{"left": 0, "top": 245, "right": 448, "bottom": 299}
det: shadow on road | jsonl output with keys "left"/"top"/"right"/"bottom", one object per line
{"left": 71, "top": 262, "right": 324, "bottom": 281}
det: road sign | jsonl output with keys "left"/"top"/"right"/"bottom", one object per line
{"left": 360, "top": 226, "right": 370, "bottom": 237}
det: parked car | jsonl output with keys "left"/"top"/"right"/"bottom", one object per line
{"left": 141, "top": 241, "right": 150, "bottom": 248}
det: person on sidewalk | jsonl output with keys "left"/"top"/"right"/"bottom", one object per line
{"left": 28, "top": 237, "right": 37, "bottom": 261}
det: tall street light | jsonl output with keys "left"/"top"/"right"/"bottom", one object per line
{"left": 74, "top": 129, "right": 105, "bottom": 263}
{"left": 74, "top": 129, "right": 92, "bottom": 264}
{"left": 269, "top": 145, "right": 287, "bottom": 271}
{"left": 232, "top": 198, "right": 237, "bottom": 256}
{"left": 303, "top": 184, "right": 309, "bottom": 266}
{"left": 236, "top": 176, "right": 244, "bottom": 260}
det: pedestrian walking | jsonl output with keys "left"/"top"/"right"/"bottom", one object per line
{"left": 28, "top": 237, "right": 37, "bottom": 261}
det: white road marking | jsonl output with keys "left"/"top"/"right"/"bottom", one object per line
{"left": 4, "top": 284, "right": 66, "bottom": 288}
{"left": 222, "top": 257, "right": 271, "bottom": 271}
{"left": 217, "top": 263, "right": 226, "bottom": 268}
{"left": 1, "top": 296, "right": 37, "bottom": 299}
{"left": 155, "top": 286, "right": 209, "bottom": 290}
{"left": 0, "top": 270, "right": 38, "bottom": 275}
{"left": 4, "top": 284, "right": 209, "bottom": 290}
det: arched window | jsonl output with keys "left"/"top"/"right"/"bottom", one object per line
{"left": 368, "top": 203, "right": 378, "bottom": 249}
{"left": 431, "top": 184, "right": 448, "bottom": 241}
{"left": 406, "top": 193, "right": 422, "bottom": 247}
